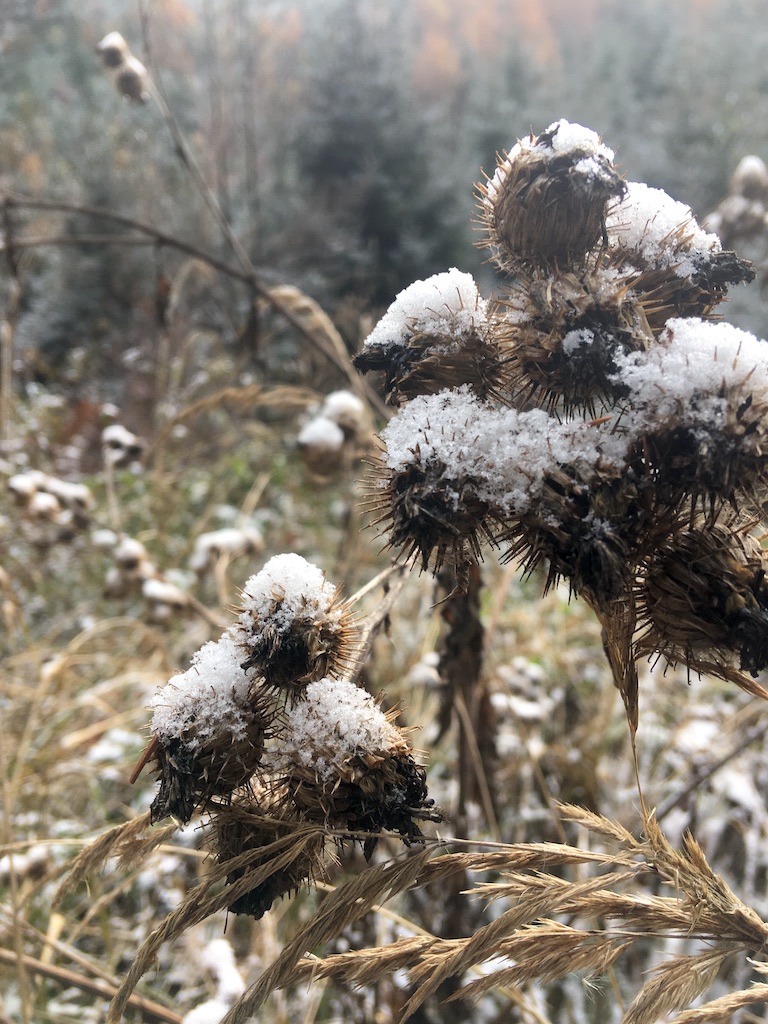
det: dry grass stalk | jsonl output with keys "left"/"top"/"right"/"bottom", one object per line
{"left": 258, "top": 806, "right": 768, "bottom": 1021}
{"left": 106, "top": 821, "right": 328, "bottom": 1023}
{"left": 671, "top": 983, "right": 768, "bottom": 1023}
{"left": 53, "top": 816, "right": 177, "bottom": 905}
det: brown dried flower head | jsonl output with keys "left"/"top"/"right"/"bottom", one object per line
{"left": 497, "top": 265, "right": 651, "bottom": 413}
{"left": 354, "top": 269, "right": 503, "bottom": 406}
{"left": 147, "top": 633, "right": 273, "bottom": 823}
{"left": 235, "top": 553, "right": 357, "bottom": 697}
{"left": 637, "top": 516, "right": 768, "bottom": 679}
{"left": 271, "top": 678, "right": 440, "bottom": 858}
{"left": 477, "top": 119, "right": 626, "bottom": 272}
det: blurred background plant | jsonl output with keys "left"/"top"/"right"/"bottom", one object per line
{"left": 5, "top": 2, "right": 768, "bottom": 1023}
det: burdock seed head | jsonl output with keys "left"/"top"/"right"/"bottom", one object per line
{"left": 477, "top": 119, "right": 626, "bottom": 272}
{"left": 234, "top": 553, "right": 357, "bottom": 696}
{"left": 613, "top": 318, "right": 768, "bottom": 515}
{"left": 374, "top": 386, "right": 632, "bottom": 581}
{"left": 497, "top": 264, "right": 651, "bottom": 413}
{"left": 605, "top": 182, "right": 754, "bottom": 332}
{"left": 271, "top": 677, "right": 438, "bottom": 855}
{"left": 636, "top": 516, "right": 768, "bottom": 679}
{"left": 353, "top": 268, "right": 503, "bottom": 406}
{"left": 148, "top": 632, "right": 272, "bottom": 823}
{"left": 212, "top": 793, "right": 328, "bottom": 919}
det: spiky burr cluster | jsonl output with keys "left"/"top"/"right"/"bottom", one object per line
{"left": 360, "top": 118, "right": 768, "bottom": 700}
{"left": 141, "top": 553, "right": 438, "bottom": 917}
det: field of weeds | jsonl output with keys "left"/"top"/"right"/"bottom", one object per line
{"left": 3, "top": 339, "right": 768, "bottom": 1024}
{"left": 4, "top": 36, "right": 768, "bottom": 1015}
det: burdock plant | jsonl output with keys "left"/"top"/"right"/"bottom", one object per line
{"left": 364, "top": 117, "right": 765, "bottom": 725}
{"left": 83, "top": 118, "right": 768, "bottom": 1023}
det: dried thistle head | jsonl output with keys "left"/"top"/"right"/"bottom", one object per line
{"left": 212, "top": 794, "right": 328, "bottom": 919}
{"left": 234, "top": 554, "right": 357, "bottom": 697}
{"left": 148, "top": 633, "right": 273, "bottom": 823}
{"left": 615, "top": 318, "right": 768, "bottom": 515}
{"left": 476, "top": 119, "right": 626, "bottom": 272}
{"left": 497, "top": 265, "right": 651, "bottom": 413}
{"left": 369, "top": 388, "right": 508, "bottom": 574}
{"left": 501, "top": 462, "right": 642, "bottom": 610}
{"left": 605, "top": 182, "right": 754, "bottom": 332}
{"left": 353, "top": 269, "right": 503, "bottom": 406}
{"left": 271, "top": 677, "right": 440, "bottom": 857}
{"left": 96, "top": 31, "right": 129, "bottom": 68}
{"left": 636, "top": 516, "right": 768, "bottom": 678}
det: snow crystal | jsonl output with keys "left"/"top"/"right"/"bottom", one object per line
{"left": 612, "top": 318, "right": 768, "bottom": 431}
{"left": 297, "top": 415, "right": 345, "bottom": 450}
{"left": 380, "top": 387, "right": 629, "bottom": 515}
{"left": 272, "top": 677, "right": 403, "bottom": 781}
{"left": 606, "top": 181, "right": 721, "bottom": 276}
{"left": 237, "top": 553, "right": 339, "bottom": 635}
{"left": 362, "top": 269, "right": 487, "bottom": 352}
{"left": 561, "top": 328, "right": 595, "bottom": 355}
{"left": 150, "top": 632, "right": 255, "bottom": 750}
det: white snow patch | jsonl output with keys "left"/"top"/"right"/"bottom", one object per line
{"left": 380, "top": 386, "right": 629, "bottom": 515}
{"left": 273, "top": 678, "right": 403, "bottom": 781}
{"left": 237, "top": 553, "right": 340, "bottom": 636}
{"left": 612, "top": 317, "right": 768, "bottom": 433}
{"left": 606, "top": 181, "right": 721, "bottom": 276}
{"left": 363, "top": 269, "right": 487, "bottom": 352}
{"left": 149, "top": 632, "right": 255, "bottom": 750}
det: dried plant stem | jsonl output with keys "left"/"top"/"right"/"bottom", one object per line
{"left": 0, "top": 948, "right": 181, "bottom": 1023}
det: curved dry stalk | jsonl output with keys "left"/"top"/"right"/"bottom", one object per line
{"left": 0, "top": 947, "right": 181, "bottom": 1024}
{"left": 106, "top": 823, "right": 326, "bottom": 1023}
{"left": 216, "top": 847, "right": 434, "bottom": 1024}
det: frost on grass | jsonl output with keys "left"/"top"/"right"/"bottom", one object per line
{"left": 361, "top": 268, "right": 487, "bottom": 353}
{"left": 150, "top": 632, "right": 255, "bottom": 751}
{"left": 271, "top": 677, "right": 404, "bottom": 781}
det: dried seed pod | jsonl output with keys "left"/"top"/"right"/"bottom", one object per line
{"left": 374, "top": 387, "right": 632, "bottom": 581}
{"left": 605, "top": 182, "right": 754, "bottom": 332}
{"left": 353, "top": 269, "right": 503, "bottom": 406}
{"left": 296, "top": 415, "right": 346, "bottom": 477}
{"left": 271, "top": 677, "right": 440, "bottom": 857}
{"left": 148, "top": 633, "right": 272, "bottom": 823}
{"left": 614, "top": 318, "right": 768, "bottom": 515}
{"left": 497, "top": 265, "right": 651, "bottom": 413}
{"left": 501, "top": 463, "right": 643, "bottom": 609}
{"left": 96, "top": 31, "right": 129, "bottom": 68}
{"left": 113, "top": 54, "right": 150, "bottom": 104}
{"left": 213, "top": 796, "right": 327, "bottom": 918}
{"left": 637, "top": 517, "right": 768, "bottom": 679}
{"left": 235, "top": 554, "right": 358, "bottom": 697}
{"left": 477, "top": 119, "right": 626, "bottom": 271}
